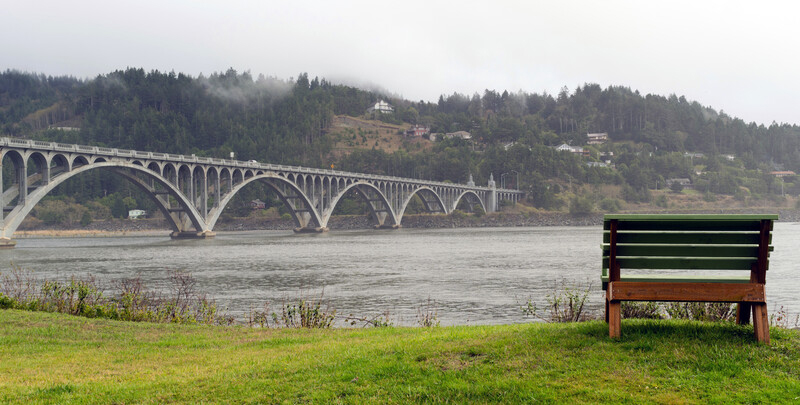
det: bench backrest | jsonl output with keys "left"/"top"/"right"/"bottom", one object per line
{"left": 602, "top": 214, "right": 777, "bottom": 290}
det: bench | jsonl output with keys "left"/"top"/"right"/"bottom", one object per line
{"left": 602, "top": 214, "right": 777, "bottom": 343}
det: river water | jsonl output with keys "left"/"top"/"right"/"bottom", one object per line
{"left": 3, "top": 224, "right": 799, "bottom": 326}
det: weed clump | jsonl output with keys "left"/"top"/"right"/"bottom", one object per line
{"left": 0, "top": 264, "right": 232, "bottom": 325}
{"left": 523, "top": 280, "right": 593, "bottom": 322}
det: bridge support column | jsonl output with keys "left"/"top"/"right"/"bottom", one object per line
{"left": 0, "top": 237, "right": 17, "bottom": 249}
{"left": 486, "top": 174, "right": 497, "bottom": 213}
{"left": 170, "top": 230, "right": 216, "bottom": 239}
{"left": 293, "top": 226, "right": 329, "bottom": 233}
{"left": 374, "top": 224, "right": 401, "bottom": 230}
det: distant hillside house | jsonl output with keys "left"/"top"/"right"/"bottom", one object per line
{"left": 666, "top": 178, "right": 693, "bottom": 189}
{"left": 770, "top": 171, "right": 796, "bottom": 178}
{"left": 406, "top": 124, "right": 430, "bottom": 138}
{"left": 250, "top": 199, "right": 266, "bottom": 209}
{"left": 366, "top": 100, "right": 394, "bottom": 114}
{"left": 444, "top": 131, "right": 472, "bottom": 140}
{"left": 587, "top": 132, "right": 608, "bottom": 145}
{"left": 555, "top": 143, "right": 588, "bottom": 156}
{"left": 128, "top": 209, "right": 146, "bottom": 219}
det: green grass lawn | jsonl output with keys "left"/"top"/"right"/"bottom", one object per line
{"left": 1, "top": 309, "right": 799, "bottom": 404}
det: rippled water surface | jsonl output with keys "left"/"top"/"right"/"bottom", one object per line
{"left": 3, "top": 224, "right": 799, "bottom": 326}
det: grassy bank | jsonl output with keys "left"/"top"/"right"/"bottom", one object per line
{"left": 1, "top": 310, "right": 799, "bottom": 404}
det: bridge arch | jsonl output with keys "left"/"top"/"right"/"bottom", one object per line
{"left": 147, "top": 161, "right": 162, "bottom": 174}
{"left": 323, "top": 181, "right": 398, "bottom": 228}
{"left": 205, "top": 173, "right": 322, "bottom": 231}
{"left": 1, "top": 150, "right": 27, "bottom": 205}
{"left": 50, "top": 153, "right": 69, "bottom": 173}
{"left": 452, "top": 190, "right": 487, "bottom": 213}
{"left": 72, "top": 155, "right": 89, "bottom": 169}
{"left": 397, "top": 186, "right": 447, "bottom": 219}
{"left": 0, "top": 161, "right": 207, "bottom": 240}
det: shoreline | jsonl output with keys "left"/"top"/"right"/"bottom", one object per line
{"left": 13, "top": 208, "right": 800, "bottom": 237}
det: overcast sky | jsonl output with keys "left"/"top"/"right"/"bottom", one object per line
{"left": 3, "top": 0, "right": 798, "bottom": 125}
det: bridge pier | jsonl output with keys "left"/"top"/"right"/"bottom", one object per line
{"left": 170, "top": 230, "right": 216, "bottom": 239}
{"left": 374, "top": 224, "right": 401, "bottom": 230}
{"left": 293, "top": 227, "right": 329, "bottom": 233}
{"left": 0, "top": 237, "right": 16, "bottom": 249}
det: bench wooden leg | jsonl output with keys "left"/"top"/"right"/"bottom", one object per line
{"left": 608, "top": 301, "right": 621, "bottom": 339}
{"left": 752, "top": 304, "right": 770, "bottom": 345}
{"left": 605, "top": 299, "right": 609, "bottom": 323}
{"left": 736, "top": 302, "right": 752, "bottom": 325}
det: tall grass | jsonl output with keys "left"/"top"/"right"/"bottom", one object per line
{"left": 0, "top": 264, "right": 232, "bottom": 325}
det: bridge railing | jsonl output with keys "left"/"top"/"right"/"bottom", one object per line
{"left": 55, "top": 143, "right": 75, "bottom": 151}
{"left": 0, "top": 137, "right": 523, "bottom": 194}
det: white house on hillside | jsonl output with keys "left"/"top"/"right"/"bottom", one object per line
{"left": 555, "top": 143, "right": 585, "bottom": 155}
{"left": 444, "top": 131, "right": 471, "bottom": 140}
{"left": 366, "top": 100, "right": 394, "bottom": 114}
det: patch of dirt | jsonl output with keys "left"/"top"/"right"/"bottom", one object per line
{"left": 327, "top": 115, "right": 432, "bottom": 158}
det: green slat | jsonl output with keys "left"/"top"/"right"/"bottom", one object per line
{"left": 601, "top": 245, "right": 773, "bottom": 257}
{"left": 604, "top": 220, "right": 767, "bottom": 232}
{"left": 602, "top": 257, "right": 755, "bottom": 270}
{"left": 608, "top": 244, "right": 759, "bottom": 258}
{"left": 602, "top": 232, "right": 768, "bottom": 245}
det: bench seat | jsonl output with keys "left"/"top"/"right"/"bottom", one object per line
{"left": 602, "top": 273, "right": 751, "bottom": 286}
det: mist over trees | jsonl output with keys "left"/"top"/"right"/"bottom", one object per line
{"left": 2, "top": 67, "right": 800, "bottom": 218}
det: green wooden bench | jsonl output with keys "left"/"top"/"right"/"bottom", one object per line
{"left": 602, "top": 214, "right": 777, "bottom": 343}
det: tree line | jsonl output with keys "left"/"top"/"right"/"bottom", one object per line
{"left": 2, "top": 68, "right": 799, "bottom": 220}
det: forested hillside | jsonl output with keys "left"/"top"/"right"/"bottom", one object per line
{"left": 2, "top": 68, "right": 800, "bottom": 224}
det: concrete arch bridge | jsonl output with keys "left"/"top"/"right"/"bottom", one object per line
{"left": 0, "top": 137, "right": 524, "bottom": 248}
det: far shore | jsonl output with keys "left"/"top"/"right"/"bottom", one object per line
{"left": 13, "top": 229, "right": 165, "bottom": 238}
{"left": 13, "top": 208, "right": 800, "bottom": 238}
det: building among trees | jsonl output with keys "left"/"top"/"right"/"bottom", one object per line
{"left": 406, "top": 124, "right": 430, "bottom": 138}
{"left": 587, "top": 132, "right": 608, "bottom": 144}
{"left": 444, "top": 131, "right": 471, "bottom": 140}
{"left": 128, "top": 209, "right": 146, "bottom": 219}
{"left": 555, "top": 143, "right": 588, "bottom": 156}
{"left": 366, "top": 100, "right": 394, "bottom": 114}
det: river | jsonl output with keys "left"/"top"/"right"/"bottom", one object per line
{"left": 3, "top": 224, "right": 799, "bottom": 326}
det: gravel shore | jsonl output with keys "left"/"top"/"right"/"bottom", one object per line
{"left": 16, "top": 208, "right": 800, "bottom": 235}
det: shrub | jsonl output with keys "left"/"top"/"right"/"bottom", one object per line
{"left": 569, "top": 196, "right": 594, "bottom": 215}
{"left": 523, "top": 281, "right": 592, "bottom": 323}
{"left": 598, "top": 198, "right": 622, "bottom": 213}
{"left": 665, "top": 302, "right": 736, "bottom": 322}
{"left": 272, "top": 297, "right": 336, "bottom": 328}
{"left": 654, "top": 194, "right": 668, "bottom": 208}
{"left": 621, "top": 301, "right": 662, "bottom": 319}
{"left": 449, "top": 209, "right": 467, "bottom": 220}
{"left": 0, "top": 266, "right": 230, "bottom": 325}
{"left": 416, "top": 297, "right": 439, "bottom": 327}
